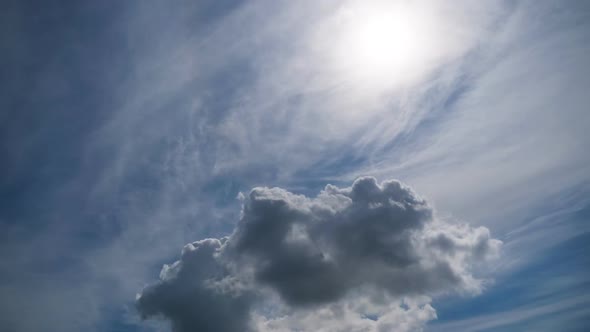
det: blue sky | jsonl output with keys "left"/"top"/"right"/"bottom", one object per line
{"left": 1, "top": 1, "right": 589, "bottom": 331}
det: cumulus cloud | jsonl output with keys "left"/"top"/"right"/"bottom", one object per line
{"left": 137, "top": 177, "right": 501, "bottom": 331}
{"left": 252, "top": 294, "right": 437, "bottom": 332}
{"left": 136, "top": 238, "right": 255, "bottom": 332}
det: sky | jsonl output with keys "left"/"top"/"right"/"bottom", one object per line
{"left": 1, "top": 0, "right": 589, "bottom": 331}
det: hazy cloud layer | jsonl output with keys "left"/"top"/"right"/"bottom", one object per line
{"left": 137, "top": 177, "right": 501, "bottom": 331}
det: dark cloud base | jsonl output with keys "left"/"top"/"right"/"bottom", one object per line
{"left": 137, "top": 177, "right": 501, "bottom": 331}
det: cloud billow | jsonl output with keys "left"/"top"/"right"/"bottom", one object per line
{"left": 137, "top": 177, "right": 501, "bottom": 331}
{"left": 136, "top": 238, "right": 254, "bottom": 332}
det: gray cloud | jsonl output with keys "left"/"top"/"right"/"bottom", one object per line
{"left": 136, "top": 238, "right": 255, "bottom": 332}
{"left": 137, "top": 177, "right": 501, "bottom": 331}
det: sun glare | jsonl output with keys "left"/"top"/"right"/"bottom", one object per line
{"left": 351, "top": 12, "right": 416, "bottom": 70}
{"left": 327, "top": 1, "right": 441, "bottom": 88}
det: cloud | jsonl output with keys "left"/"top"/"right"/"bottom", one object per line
{"left": 137, "top": 177, "right": 501, "bottom": 331}
{"left": 254, "top": 295, "right": 437, "bottom": 332}
{"left": 342, "top": 0, "right": 590, "bottom": 233}
{"left": 136, "top": 238, "right": 255, "bottom": 332}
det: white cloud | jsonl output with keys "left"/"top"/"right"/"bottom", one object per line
{"left": 254, "top": 295, "right": 437, "bottom": 332}
{"left": 342, "top": 0, "right": 590, "bottom": 233}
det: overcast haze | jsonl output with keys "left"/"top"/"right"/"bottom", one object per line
{"left": 1, "top": 1, "right": 589, "bottom": 331}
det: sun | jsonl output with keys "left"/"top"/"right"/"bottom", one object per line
{"left": 326, "top": 1, "right": 440, "bottom": 88}
{"left": 349, "top": 11, "right": 417, "bottom": 72}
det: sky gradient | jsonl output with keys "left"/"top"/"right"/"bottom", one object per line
{"left": 1, "top": 1, "right": 589, "bottom": 331}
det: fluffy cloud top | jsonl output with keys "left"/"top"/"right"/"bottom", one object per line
{"left": 137, "top": 177, "right": 501, "bottom": 331}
